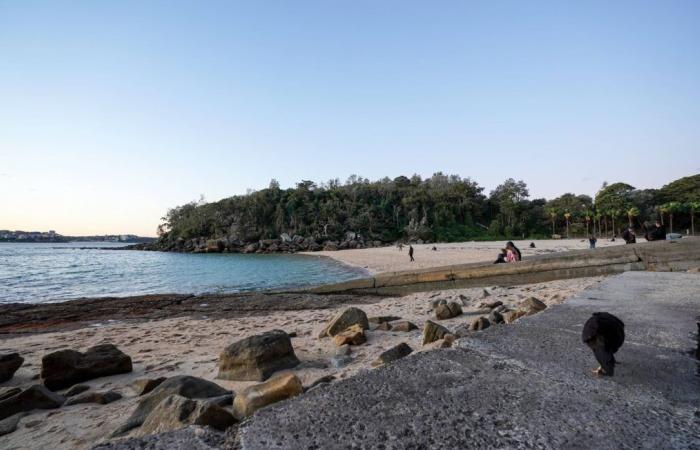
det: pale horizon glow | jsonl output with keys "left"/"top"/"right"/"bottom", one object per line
{"left": 1, "top": 1, "right": 699, "bottom": 237}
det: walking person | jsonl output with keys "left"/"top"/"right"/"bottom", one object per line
{"left": 408, "top": 244, "right": 415, "bottom": 262}
{"left": 589, "top": 235, "right": 597, "bottom": 249}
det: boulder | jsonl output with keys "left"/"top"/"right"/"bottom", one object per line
{"left": 503, "top": 310, "right": 527, "bottom": 324}
{"left": 371, "top": 343, "right": 413, "bottom": 366}
{"left": 318, "top": 307, "right": 369, "bottom": 338}
{"left": 64, "top": 384, "right": 90, "bottom": 397}
{"left": 0, "top": 353, "right": 24, "bottom": 382}
{"left": 520, "top": 297, "right": 547, "bottom": 315}
{"left": 0, "top": 412, "right": 28, "bottom": 437}
{"left": 0, "top": 385, "right": 65, "bottom": 420}
{"left": 469, "top": 317, "right": 491, "bottom": 331}
{"left": 41, "top": 344, "right": 132, "bottom": 391}
{"left": 424, "top": 334, "right": 456, "bottom": 350}
{"left": 233, "top": 373, "right": 303, "bottom": 419}
{"left": 435, "top": 302, "right": 462, "bottom": 320}
{"left": 422, "top": 320, "right": 450, "bottom": 345}
{"left": 112, "top": 375, "right": 230, "bottom": 437}
{"left": 131, "top": 377, "right": 167, "bottom": 396}
{"left": 368, "top": 316, "right": 401, "bottom": 324}
{"left": 332, "top": 324, "right": 367, "bottom": 346}
{"left": 218, "top": 330, "right": 299, "bottom": 382}
{"left": 135, "top": 394, "right": 236, "bottom": 437}
{"left": 0, "top": 387, "right": 21, "bottom": 401}
{"left": 65, "top": 390, "right": 122, "bottom": 406}
{"left": 390, "top": 320, "right": 418, "bottom": 332}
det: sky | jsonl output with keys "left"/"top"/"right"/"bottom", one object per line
{"left": 1, "top": 1, "right": 699, "bottom": 237}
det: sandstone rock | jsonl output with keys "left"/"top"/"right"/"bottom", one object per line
{"left": 368, "top": 316, "right": 401, "bottom": 324}
{"left": 520, "top": 297, "right": 547, "bottom": 315}
{"left": 0, "top": 353, "right": 24, "bottom": 382}
{"left": 233, "top": 373, "right": 303, "bottom": 419}
{"left": 319, "top": 307, "right": 369, "bottom": 338}
{"left": 131, "top": 377, "right": 167, "bottom": 396}
{"left": 112, "top": 375, "right": 230, "bottom": 437}
{"left": 218, "top": 330, "right": 299, "bottom": 381}
{"left": 375, "top": 322, "right": 392, "bottom": 331}
{"left": 0, "top": 385, "right": 65, "bottom": 420}
{"left": 136, "top": 394, "right": 236, "bottom": 437}
{"left": 489, "top": 310, "right": 504, "bottom": 324}
{"left": 503, "top": 310, "right": 527, "bottom": 324}
{"left": 422, "top": 320, "right": 450, "bottom": 345}
{"left": 0, "top": 412, "right": 28, "bottom": 437}
{"left": 65, "top": 390, "right": 122, "bottom": 406}
{"left": 41, "top": 344, "right": 132, "bottom": 391}
{"left": 371, "top": 343, "right": 413, "bottom": 366}
{"left": 391, "top": 320, "right": 418, "bottom": 332}
{"left": 435, "top": 301, "right": 462, "bottom": 320}
{"left": 64, "top": 384, "right": 90, "bottom": 397}
{"left": 0, "top": 387, "right": 21, "bottom": 401}
{"left": 470, "top": 317, "right": 491, "bottom": 331}
{"left": 424, "top": 334, "right": 456, "bottom": 349}
{"left": 332, "top": 324, "right": 367, "bottom": 346}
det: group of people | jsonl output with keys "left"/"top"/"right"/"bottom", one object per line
{"left": 621, "top": 221, "right": 667, "bottom": 245}
{"left": 493, "top": 241, "right": 522, "bottom": 264}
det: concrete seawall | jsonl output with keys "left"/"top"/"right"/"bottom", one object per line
{"left": 309, "top": 238, "right": 700, "bottom": 295}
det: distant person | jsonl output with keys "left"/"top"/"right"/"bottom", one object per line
{"left": 505, "top": 247, "right": 518, "bottom": 263}
{"left": 506, "top": 241, "right": 522, "bottom": 261}
{"left": 397, "top": 243, "right": 404, "bottom": 251}
{"left": 610, "top": 237, "right": 616, "bottom": 242}
{"left": 529, "top": 242, "right": 536, "bottom": 248}
{"left": 494, "top": 249, "right": 507, "bottom": 264}
{"left": 589, "top": 235, "right": 597, "bottom": 249}
{"left": 408, "top": 245, "right": 415, "bottom": 262}
{"left": 431, "top": 246, "right": 437, "bottom": 251}
{"left": 646, "top": 221, "right": 666, "bottom": 241}
{"left": 621, "top": 228, "right": 636, "bottom": 244}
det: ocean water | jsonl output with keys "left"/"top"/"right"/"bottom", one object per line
{"left": 0, "top": 242, "right": 366, "bottom": 304}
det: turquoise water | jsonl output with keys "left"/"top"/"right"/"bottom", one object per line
{"left": 0, "top": 242, "right": 365, "bottom": 304}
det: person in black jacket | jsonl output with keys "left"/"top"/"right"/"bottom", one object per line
{"left": 621, "top": 227, "right": 636, "bottom": 244}
{"left": 646, "top": 221, "right": 667, "bottom": 241}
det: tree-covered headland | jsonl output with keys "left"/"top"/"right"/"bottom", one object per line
{"left": 149, "top": 173, "right": 700, "bottom": 253}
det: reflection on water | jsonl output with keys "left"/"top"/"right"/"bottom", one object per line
{"left": 0, "top": 242, "right": 366, "bottom": 304}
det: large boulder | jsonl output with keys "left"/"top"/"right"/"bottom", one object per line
{"left": 41, "top": 344, "right": 132, "bottom": 391}
{"left": 233, "top": 373, "right": 303, "bottom": 419}
{"left": 112, "top": 375, "right": 230, "bottom": 437}
{"left": 135, "top": 394, "right": 236, "bottom": 437}
{"left": 422, "top": 320, "right": 450, "bottom": 345}
{"left": 0, "top": 385, "right": 65, "bottom": 420}
{"left": 218, "top": 330, "right": 299, "bottom": 381}
{"left": 371, "top": 343, "right": 413, "bottom": 366}
{"left": 435, "top": 302, "right": 463, "bottom": 320}
{"left": 469, "top": 317, "right": 491, "bottom": 331}
{"left": 318, "top": 307, "right": 369, "bottom": 338}
{"left": 0, "top": 353, "right": 24, "bottom": 382}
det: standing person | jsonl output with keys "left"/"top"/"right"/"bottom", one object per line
{"left": 589, "top": 235, "right": 597, "bottom": 249}
{"left": 621, "top": 227, "right": 636, "bottom": 244}
{"left": 506, "top": 241, "right": 522, "bottom": 261}
{"left": 408, "top": 244, "right": 415, "bottom": 262}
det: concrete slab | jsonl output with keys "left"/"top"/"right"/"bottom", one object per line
{"left": 239, "top": 272, "right": 700, "bottom": 449}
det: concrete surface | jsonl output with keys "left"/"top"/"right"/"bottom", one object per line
{"left": 240, "top": 272, "right": 700, "bottom": 449}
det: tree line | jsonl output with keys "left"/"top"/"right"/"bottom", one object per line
{"left": 156, "top": 173, "right": 699, "bottom": 247}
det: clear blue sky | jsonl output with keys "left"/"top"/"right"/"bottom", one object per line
{"left": 1, "top": 1, "right": 699, "bottom": 236}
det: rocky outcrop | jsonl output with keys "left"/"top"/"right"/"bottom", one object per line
{"left": 233, "top": 373, "right": 303, "bottom": 419}
{"left": 0, "top": 385, "right": 65, "bottom": 420}
{"left": 0, "top": 387, "right": 21, "bottom": 401}
{"left": 422, "top": 320, "right": 450, "bottom": 345}
{"left": 64, "top": 390, "right": 122, "bottom": 406}
{"left": 112, "top": 375, "right": 230, "bottom": 437}
{"left": 332, "top": 324, "right": 367, "bottom": 346}
{"left": 135, "top": 395, "right": 236, "bottom": 437}
{"left": 372, "top": 343, "right": 413, "bottom": 366}
{"left": 41, "top": 344, "right": 132, "bottom": 390}
{"left": 318, "top": 307, "right": 369, "bottom": 338}
{"left": 0, "top": 353, "right": 24, "bottom": 382}
{"left": 218, "top": 330, "right": 299, "bottom": 381}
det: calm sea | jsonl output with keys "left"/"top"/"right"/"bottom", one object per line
{"left": 0, "top": 242, "right": 366, "bottom": 304}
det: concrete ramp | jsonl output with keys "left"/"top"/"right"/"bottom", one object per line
{"left": 240, "top": 272, "right": 700, "bottom": 449}
{"left": 310, "top": 238, "right": 700, "bottom": 295}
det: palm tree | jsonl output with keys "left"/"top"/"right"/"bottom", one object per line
{"left": 547, "top": 209, "right": 557, "bottom": 237}
{"left": 658, "top": 204, "right": 668, "bottom": 226}
{"left": 663, "top": 202, "right": 683, "bottom": 233}
{"left": 627, "top": 207, "right": 639, "bottom": 229}
{"left": 594, "top": 212, "right": 602, "bottom": 237}
{"left": 608, "top": 210, "right": 619, "bottom": 237}
{"left": 564, "top": 212, "right": 572, "bottom": 238}
{"left": 584, "top": 211, "right": 592, "bottom": 236}
{"left": 688, "top": 201, "right": 700, "bottom": 236}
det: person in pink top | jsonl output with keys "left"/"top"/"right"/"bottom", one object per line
{"left": 505, "top": 248, "right": 518, "bottom": 263}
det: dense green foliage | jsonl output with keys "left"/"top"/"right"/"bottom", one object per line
{"left": 157, "top": 173, "right": 700, "bottom": 247}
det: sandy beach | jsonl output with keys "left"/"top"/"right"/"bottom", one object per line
{"left": 0, "top": 238, "right": 608, "bottom": 449}
{"left": 304, "top": 238, "right": 627, "bottom": 274}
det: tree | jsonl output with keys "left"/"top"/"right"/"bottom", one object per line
{"left": 563, "top": 212, "right": 572, "bottom": 238}
{"left": 627, "top": 207, "right": 640, "bottom": 228}
{"left": 688, "top": 201, "right": 700, "bottom": 236}
{"left": 547, "top": 209, "right": 558, "bottom": 236}
{"left": 662, "top": 202, "right": 683, "bottom": 233}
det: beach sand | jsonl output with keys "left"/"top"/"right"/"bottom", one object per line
{"left": 304, "top": 238, "right": 627, "bottom": 274}
{"left": 1, "top": 271, "right": 605, "bottom": 449}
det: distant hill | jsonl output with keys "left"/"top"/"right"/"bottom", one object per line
{"left": 0, "top": 230, "right": 156, "bottom": 243}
